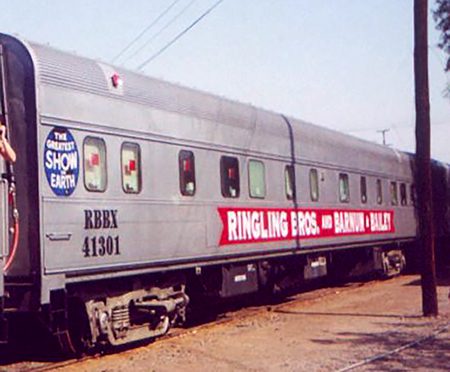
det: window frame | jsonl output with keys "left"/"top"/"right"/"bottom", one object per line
{"left": 83, "top": 136, "right": 108, "bottom": 193}
{"left": 400, "top": 183, "right": 407, "bottom": 206}
{"left": 339, "top": 173, "right": 350, "bottom": 203}
{"left": 360, "top": 176, "right": 367, "bottom": 204}
{"left": 410, "top": 184, "right": 416, "bottom": 206}
{"left": 179, "top": 150, "right": 196, "bottom": 196}
{"left": 390, "top": 181, "right": 399, "bottom": 205}
{"left": 121, "top": 142, "right": 142, "bottom": 194}
{"left": 376, "top": 179, "right": 383, "bottom": 205}
{"left": 285, "top": 165, "right": 295, "bottom": 201}
{"left": 220, "top": 156, "right": 240, "bottom": 198}
{"left": 309, "top": 168, "right": 319, "bottom": 202}
{"left": 248, "top": 159, "right": 266, "bottom": 199}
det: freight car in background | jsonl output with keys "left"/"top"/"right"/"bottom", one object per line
{"left": 0, "top": 33, "right": 448, "bottom": 354}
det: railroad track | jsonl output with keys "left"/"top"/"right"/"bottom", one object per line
{"left": 0, "top": 278, "right": 393, "bottom": 372}
{"left": 334, "top": 322, "right": 450, "bottom": 372}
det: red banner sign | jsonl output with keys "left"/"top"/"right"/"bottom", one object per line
{"left": 218, "top": 207, "right": 395, "bottom": 246}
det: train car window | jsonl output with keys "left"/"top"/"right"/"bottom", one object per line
{"left": 376, "top": 179, "right": 383, "bottom": 204}
{"left": 221, "top": 156, "right": 240, "bottom": 198}
{"left": 390, "top": 181, "right": 398, "bottom": 205}
{"left": 400, "top": 183, "right": 407, "bottom": 206}
{"left": 248, "top": 160, "right": 266, "bottom": 198}
{"left": 410, "top": 184, "right": 416, "bottom": 205}
{"left": 84, "top": 137, "right": 107, "bottom": 192}
{"left": 121, "top": 143, "right": 141, "bottom": 194}
{"left": 339, "top": 173, "right": 350, "bottom": 203}
{"left": 285, "top": 165, "right": 295, "bottom": 200}
{"left": 179, "top": 150, "right": 196, "bottom": 196}
{"left": 360, "top": 176, "right": 367, "bottom": 204}
{"left": 309, "top": 169, "right": 319, "bottom": 201}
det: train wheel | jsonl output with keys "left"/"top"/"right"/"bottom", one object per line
{"left": 69, "top": 298, "right": 94, "bottom": 356}
{"left": 57, "top": 298, "right": 93, "bottom": 357}
{"left": 57, "top": 329, "right": 77, "bottom": 356}
{"left": 381, "top": 250, "right": 406, "bottom": 278}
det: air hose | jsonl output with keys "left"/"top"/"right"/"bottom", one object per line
{"left": 3, "top": 179, "right": 19, "bottom": 272}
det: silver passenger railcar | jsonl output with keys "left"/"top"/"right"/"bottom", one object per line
{"left": 0, "top": 33, "right": 437, "bottom": 353}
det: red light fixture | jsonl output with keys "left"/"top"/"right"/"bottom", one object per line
{"left": 111, "top": 73, "right": 123, "bottom": 88}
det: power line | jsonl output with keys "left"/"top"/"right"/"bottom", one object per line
{"left": 137, "top": 0, "right": 226, "bottom": 71}
{"left": 429, "top": 45, "right": 450, "bottom": 82}
{"left": 111, "top": 0, "right": 183, "bottom": 64}
{"left": 123, "top": 0, "right": 199, "bottom": 66}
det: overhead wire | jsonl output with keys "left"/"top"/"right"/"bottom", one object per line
{"left": 429, "top": 45, "right": 450, "bottom": 81}
{"left": 137, "top": 0, "right": 226, "bottom": 71}
{"left": 123, "top": 0, "right": 200, "bottom": 66}
{"left": 346, "top": 44, "right": 449, "bottom": 138}
{"left": 111, "top": 0, "right": 183, "bottom": 64}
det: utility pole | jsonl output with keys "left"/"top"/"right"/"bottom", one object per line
{"left": 377, "top": 129, "right": 390, "bottom": 146}
{"left": 414, "top": 0, "right": 438, "bottom": 316}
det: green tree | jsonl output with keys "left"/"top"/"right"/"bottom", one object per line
{"left": 434, "top": 0, "right": 450, "bottom": 72}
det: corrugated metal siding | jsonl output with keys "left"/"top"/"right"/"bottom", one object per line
{"left": 29, "top": 41, "right": 411, "bottom": 176}
{"left": 289, "top": 117, "right": 412, "bottom": 177}
{"left": 31, "top": 42, "right": 255, "bottom": 131}
{"left": 32, "top": 43, "right": 108, "bottom": 94}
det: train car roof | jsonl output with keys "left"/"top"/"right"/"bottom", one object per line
{"left": 3, "top": 34, "right": 413, "bottom": 178}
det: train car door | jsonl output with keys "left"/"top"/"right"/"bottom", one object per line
{"left": 0, "top": 40, "right": 19, "bottom": 283}
{"left": 0, "top": 44, "right": 8, "bottom": 288}
{"left": 0, "top": 42, "right": 10, "bottom": 342}
{"left": 0, "top": 177, "right": 7, "bottom": 292}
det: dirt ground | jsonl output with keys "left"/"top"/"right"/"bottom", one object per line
{"left": 44, "top": 275, "right": 450, "bottom": 372}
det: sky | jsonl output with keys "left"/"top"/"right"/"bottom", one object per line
{"left": 1, "top": 0, "right": 449, "bottom": 162}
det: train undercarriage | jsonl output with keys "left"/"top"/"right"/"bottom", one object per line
{"left": 47, "top": 275, "right": 189, "bottom": 354}
{"left": 32, "top": 244, "right": 408, "bottom": 355}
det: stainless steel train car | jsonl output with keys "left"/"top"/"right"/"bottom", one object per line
{"left": 0, "top": 33, "right": 446, "bottom": 353}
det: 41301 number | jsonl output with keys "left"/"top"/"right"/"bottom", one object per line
{"left": 82, "top": 235, "right": 120, "bottom": 257}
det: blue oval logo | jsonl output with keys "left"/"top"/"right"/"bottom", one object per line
{"left": 44, "top": 127, "right": 79, "bottom": 196}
